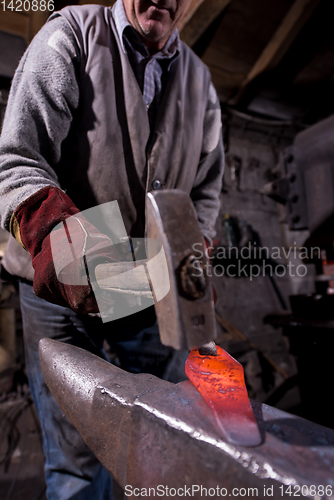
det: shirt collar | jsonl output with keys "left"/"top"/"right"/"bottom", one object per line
{"left": 113, "top": 0, "right": 180, "bottom": 59}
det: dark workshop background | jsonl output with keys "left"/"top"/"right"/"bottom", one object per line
{"left": 1, "top": 0, "right": 334, "bottom": 499}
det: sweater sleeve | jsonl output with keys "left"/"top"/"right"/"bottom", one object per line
{"left": 190, "top": 82, "right": 224, "bottom": 244}
{"left": 0, "top": 15, "right": 80, "bottom": 232}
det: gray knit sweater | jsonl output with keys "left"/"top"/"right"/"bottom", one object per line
{"left": 0, "top": 4, "right": 224, "bottom": 280}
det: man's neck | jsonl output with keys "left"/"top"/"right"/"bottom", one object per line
{"left": 141, "top": 34, "right": 169, "bottom": 54}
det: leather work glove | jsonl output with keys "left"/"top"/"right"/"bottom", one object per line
{"left": 10, "top": 186, "right": 119, "bottom": 314}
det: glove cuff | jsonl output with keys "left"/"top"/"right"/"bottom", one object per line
{"left": 10, "top": 186, "right": 80, "bottom": 259}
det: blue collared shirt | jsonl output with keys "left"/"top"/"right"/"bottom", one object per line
{"left": 113, "top": 0, "right": 180, "bottom": 126}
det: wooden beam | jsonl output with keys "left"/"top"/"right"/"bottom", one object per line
{"left": 180, "top": 0, "right": 232, "bottom": 48}
{"left": 0, "top": 11, "right": 30, "bottom": 42}
{"left": 29, "top": 11, "right": 50, "bottom": 41}
{"left": 229, "top": 0, "right": 321, "bottom": 106}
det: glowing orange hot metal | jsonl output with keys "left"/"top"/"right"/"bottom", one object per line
{"left": 185, "top": 345, "right": 262, "bottom": 447}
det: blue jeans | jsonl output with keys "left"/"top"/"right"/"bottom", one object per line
{"left": 20, "top": 281, "right": 185, "bottom": 500}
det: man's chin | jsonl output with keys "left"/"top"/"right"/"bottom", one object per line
{"left": 138, "top": 19, "right": 171, "bottom": 44}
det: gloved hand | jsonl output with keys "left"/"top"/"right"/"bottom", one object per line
{"left": 11, "top": 186, "right": 118, "bottom": 314}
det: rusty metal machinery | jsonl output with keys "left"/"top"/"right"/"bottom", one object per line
{"left": 263, "top": 114, "right": 334, "bottom": 427}
{"left": 263, "top": 114, "right": 334, "bottom": 235}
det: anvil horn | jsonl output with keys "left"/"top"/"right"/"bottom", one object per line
{"left": 39, "top": 338, "right": 334, "bottom": 498}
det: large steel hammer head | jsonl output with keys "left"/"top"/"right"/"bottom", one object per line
{"left": 146, "top": 190, "right": 217, "bottom": 350}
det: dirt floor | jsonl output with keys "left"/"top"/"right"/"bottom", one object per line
{"left": 0, "top": 382, "right": 47, "bottom": 500}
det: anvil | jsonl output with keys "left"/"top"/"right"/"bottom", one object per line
{"left": 39, "top": 338, "right": 334, "bottom": 500}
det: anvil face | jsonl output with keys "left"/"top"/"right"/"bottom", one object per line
{"left": 39, "top": 338, "right": 334, "bottom": 498}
